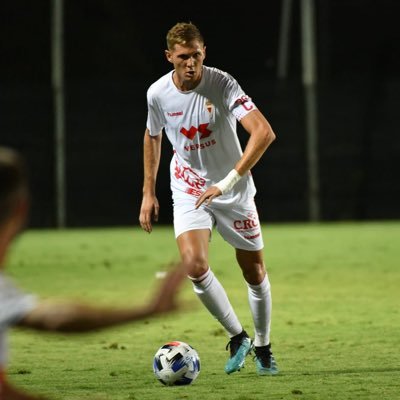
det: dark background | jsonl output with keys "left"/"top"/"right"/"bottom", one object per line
{"left": 1, "top": 0, "right": 399, "bottom": 227}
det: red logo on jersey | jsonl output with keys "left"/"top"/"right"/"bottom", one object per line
{"left": 174, "top": 160, "right": 206, "bottom": 189}
{"left": 180, "top": 123, "right": 212, "bottom": 140}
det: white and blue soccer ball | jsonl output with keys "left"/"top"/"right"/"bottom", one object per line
{"left": 153, "top": 340, "right": 201, "bottom": 386}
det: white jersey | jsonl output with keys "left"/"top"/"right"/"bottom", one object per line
{"left": 146, "top": 65, "right": 258, "bottom": 204}
{"left": 0, "top": 273, "right": 37, "bottom": 375}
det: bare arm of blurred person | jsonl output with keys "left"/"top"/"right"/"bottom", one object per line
{"left": 17, "top": 263, "right": 186, "bottom": 333}
{"left": 2, "top": 381, "right": 49, "bottom": 400}
{"left": 1, "top": 263, "right": 187, "bottom": 399}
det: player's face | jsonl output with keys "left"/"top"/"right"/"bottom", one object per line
{"left": 165, "top": 40, "right": 206, "bottom": 91}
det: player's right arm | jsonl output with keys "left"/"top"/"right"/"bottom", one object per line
{"left": 139, "top": 129, "right": 162, "bottom": 233}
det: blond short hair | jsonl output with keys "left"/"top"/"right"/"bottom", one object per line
{"left": 166, "top": 22, "right": 204, "bottom": 50}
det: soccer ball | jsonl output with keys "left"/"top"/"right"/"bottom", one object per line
{"left": 153, "top": 341, "right": 201, "bottom": 386}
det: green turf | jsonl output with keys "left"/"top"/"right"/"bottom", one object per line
{"left": 5, "top": 222, "right": 400, "bottom": 400}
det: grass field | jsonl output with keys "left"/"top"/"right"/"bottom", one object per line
{"left": 5, "top": 221, "right": 400, "bottom": 400}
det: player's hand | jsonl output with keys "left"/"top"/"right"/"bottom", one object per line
{"left": 195, "top": 186, "right": 222, "bottom": 209}
{"left": 139, "top": 194, "right": 159, "bottom": 233}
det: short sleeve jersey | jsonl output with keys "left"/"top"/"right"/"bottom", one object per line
{"left": 0, "top": 273, "right": 37, "bottom": 384}
{"left": 146, "top": 65, "right": 258, "bottom": 203}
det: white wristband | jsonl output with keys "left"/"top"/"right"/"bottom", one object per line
{"left": 214, "top": 169, "right": 241, "bottom": 195}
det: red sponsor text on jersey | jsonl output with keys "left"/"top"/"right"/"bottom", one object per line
{"left": 167, "top": 111, "right": 183, "bottom": 116}
{"left": 185, "top": 188, "right": 202, "bottom": 197}
{"left": 184, "top": 139, "right": 217, "bottom": 152}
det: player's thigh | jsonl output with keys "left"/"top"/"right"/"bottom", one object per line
{"left": 174, "top": 201, "right": 214, "bottom": 277}
{"left": 214, "top": 200, "right": 264, "bottom": 252}
{"left": 173, "top": 200, "right": 214, "bottom": 239}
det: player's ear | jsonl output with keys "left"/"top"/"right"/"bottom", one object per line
{"left": 165, "top": 50, "right": 173, "bottom": 64}
{"left": 203, "top": 46, "right": 206, "bottom": 59}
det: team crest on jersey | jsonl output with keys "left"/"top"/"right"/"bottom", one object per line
{"left": 205, "top": 99, "right": 214, "bottom": 114}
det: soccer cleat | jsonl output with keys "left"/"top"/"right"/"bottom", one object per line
{"left": 253, "top": 344, "right": 279, "bottom": 376}
{"left": 224, "top": 331, "right": 253, "bottom": 374}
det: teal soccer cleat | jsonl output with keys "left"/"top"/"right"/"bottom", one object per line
{"left": 253, "top": 344, "right": 279, "bottom": 376}
{"left": 224, "top": 331, "right": 253, "bottom": 374}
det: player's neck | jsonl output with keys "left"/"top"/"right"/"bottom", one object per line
{"left": 172, "top": 71, "right": 202, "bottom": 91}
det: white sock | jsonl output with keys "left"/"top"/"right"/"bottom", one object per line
{"left": 247, "top": 275, "right": 272, "bottom": 347}
{"left": 191, "top": 268, "right": 242, "bottom": 338}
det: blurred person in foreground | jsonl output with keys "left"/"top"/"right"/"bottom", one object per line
{"left": 0, "top": 146, "right": 187, "bottom": 399}
{"left": 139, "top": 21, "right": 278, "bottom": 376}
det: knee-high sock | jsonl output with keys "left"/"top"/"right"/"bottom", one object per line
{"left": 191, "top": 268, "right": 242, "bottom": 338}
{"left": 247, "top": 275, "right": 272, "bottom": 347}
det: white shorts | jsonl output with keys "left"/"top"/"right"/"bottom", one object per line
{"left": 173, "top": 197, "right": 264, "bottom": 251}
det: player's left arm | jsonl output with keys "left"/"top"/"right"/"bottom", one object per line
{"left": 234, "top": 109, "right": 276, "bottom": 175}
{"left": 195, "top": 109, "right": 275, "bottom": 208}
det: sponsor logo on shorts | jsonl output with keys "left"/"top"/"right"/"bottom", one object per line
{"left": 233, "top": 211, "right": 260, "bottom": 240}
{"left": 233, "top": 218, "right": 259, "bottom": 231}
{"left": 244, "top": 233, "right": 261, "bottom": 240}
{"left": 234, "top": 211, "right": 259, "bottom": 230}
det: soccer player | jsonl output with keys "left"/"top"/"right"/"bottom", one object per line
{"left": 0, "top": 146, "right": 187, "bottom": 399}
{"left": 139, "top": 21, "right": 278, "bottom": 376}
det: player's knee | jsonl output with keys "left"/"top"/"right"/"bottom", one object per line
{"left": 181, "top": 253, "right": 208, "bottom": 278}
{"left": 242, "top": 262, "right": 266, "bottom": 285}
